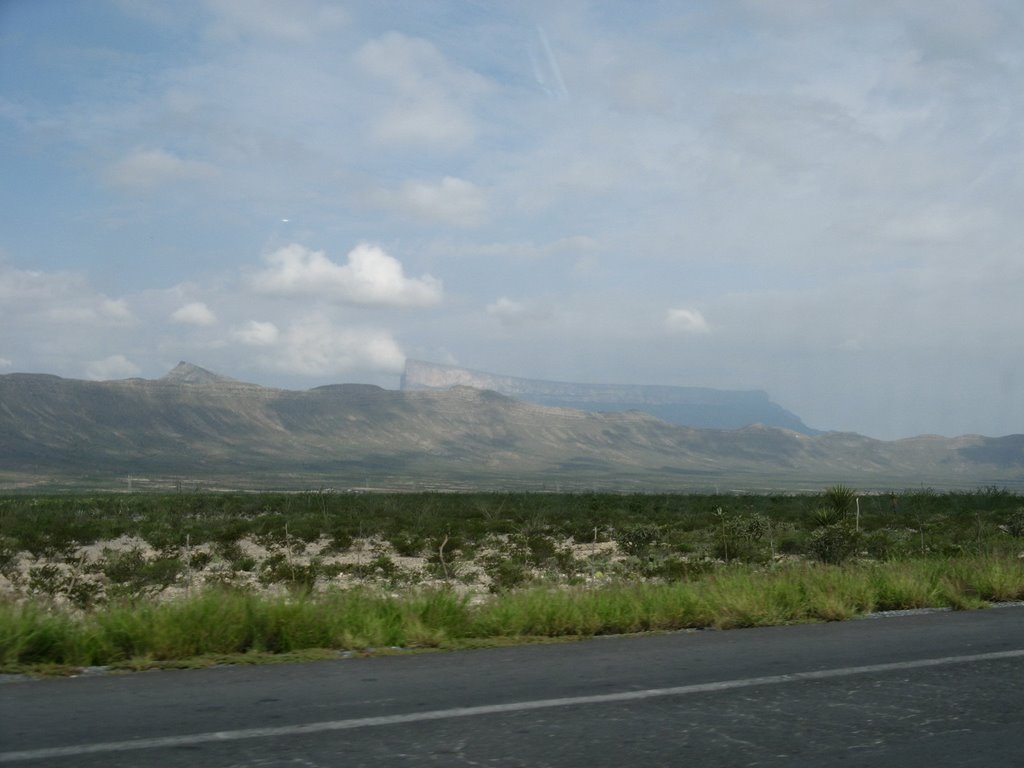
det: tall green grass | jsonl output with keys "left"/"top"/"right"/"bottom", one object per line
{"left": 3, "top": 555, "right": 1023, "bottom": 671}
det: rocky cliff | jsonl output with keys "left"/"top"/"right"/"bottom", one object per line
{"left": 401, "top": 359, "right": 816, "bottom": 433}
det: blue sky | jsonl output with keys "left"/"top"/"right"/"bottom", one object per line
{"left": 1, "top": 0, "right": 1022, "bottom": 440}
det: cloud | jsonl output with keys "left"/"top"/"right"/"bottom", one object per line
{"left": 354, "top": 32, "right": 488, "bottom": 148}
{"left": 250, "top": 243, "right": 443, "bottom": 307}
{"left": 374, "top": 177, "right": 488, "bottom": 226}
{"left": 0, "top": 358, "right": 12, "bottom": 369}
{"left": 882, "top": 205, "right": 995, "bottom": 244}
{"left": 101, "top": 299, "right": 133, "bottom": 321}
{"left": 231, "top": 320, "right": 280, "bottom": 346}
{"left": 665, "top": 308, "right": 710, "bottom": 335}
{"left": 171, "top": 301, "right": 217, "bottom": 326}
{"left": 204, "top": 0, "right": 347, "bottom": 43}
{"left": 445, "top": 236, "right": 601, "bottom": 264}
{"left": 606, "top": 64, "right": 673, "bottom": 115}
{"left": 105, "top": 149, "right": 216, "bottom": 188}
{"left": 486, "top": 297, "right": 552, "bottom": 327}
{"left": 0, "top": 264, "right": 133, "bottom": 325}
{"left": 267, "top": 314, "right": 404, "bottom": 375}
{"left": 529, "top": 25, "right": 569, "bottom": 100}
{"left": 6, "top": 2, "right": 1024, "bottom": 439}
{"left": 85, "top": 354, "right": 141, "bottom": 380}
{"left": 487, "top": 297, "right": 527, "bottom": 323}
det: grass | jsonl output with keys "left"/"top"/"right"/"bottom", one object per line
{"left": 4, "top": 555, "right": 1023, "bottom": 674}
{"left": 3, "top": 489, "right": 1023, "bottom": 597}
{"left": 3, "top": 488, "right": 1023, "bottom": 673}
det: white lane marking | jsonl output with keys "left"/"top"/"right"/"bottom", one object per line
{"left": 3, "top": 648, "right": 1023, "bottom": 763}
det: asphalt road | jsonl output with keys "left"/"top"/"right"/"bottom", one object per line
{"left": 3, "top": 605, "right": 1024, "bottom": 767}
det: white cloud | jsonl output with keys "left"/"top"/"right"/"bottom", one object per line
{"left": 231, "top": 320, "right": 279, "bottom": 346}
{"left": 105, "top": 149, "right": 216, "bottom": 188}
{"left": 485, "top": 297, "right": 554, "bottom": 328}
{"left": 171, "top": 301, "right": 217, "bottom": 326}
{"left": 487, "top": 297, "right": 526, "bottom": 320}
{"left": 354, "top": 32, "right": 488, "bottom": 148}
{"left": 0, "top": 266, "right": 80, "bottom": 303}
{"left": 375, "top": 177, "right": 488, "bottom": 226}
{"left": 0, "top": 264, "right": 133, "bottom": 325}
{"left": 602, "top": 54, "right": 674, "bottom": 115}
{"left": 101, "top": 299, "right": 133, "bottom": 321}
{"left": 665, "top": 308, "right": 710, "bottom": 335}
{"left": 0, "top": 357, "right": 12, "bottom": 369}
{"left": 438, "top": 236, "right": 602, "bottom": 268}
{"left": 268, "top": 314, "right": 404, "bottom": 375}
{"left": 205, "top": 0, "right": 347, "bottom": 43}
{"left": 85, "top": 354, "right": 141, "bottom": 380}
{"left": 250, "top": 243, "right": 443, "bottom": 307}
{"left": 882, "top": 206, "right": 995, "bottom": 244}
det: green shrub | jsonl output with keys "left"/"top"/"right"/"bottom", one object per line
{"left": 144, "top": 557, "right": 185, "bottom": 588}
{"left": 742, "top": 513, "right": 771, "bottom": 542}
{"left": 647, "top": 556, "right": 715, "bottom": 581}
{"left": 0, "top": 536, "right": 18, "bottom": 572}
{"left": 863, "top": 528, "right": 914, "bottom": 560}
{"left": 425, "top": 549, "right": 468, "bottom": 582}
{"left": 523, "top": 533, "right": 557, "bottom": 566}
{"left": 389, "top": 531, "right": 425, "bottom": 557}
{"left": 808, "top": 524, "right": 860, "bottom": 565}
{"left": 214, "top": 540, "right": 244, "bottom": 563}
{"left": 616, "top": 523, "right": 661, "bottom": 557}
{"left": 1006, "top": 508, "right": 1024, "bottom": 538}
{"left": 258, "top": 553, "right": 323, "bottom": 590}
{"left": 66, "top": 578, "right": 103, "bottom": 609}
{"left": 824, "top": 484, "right": 856, "bottom": 517}
{"left": 230, "top": 555, "right": 258, "bottom": 572}
{"left": 100, "top": 547, "right": 147, "bottom": 584}
{"left": 708, "top": 511, "right": 769, "bottom": 563}
{"left": 28, "top": 563, "right": 64, "bottom": 597}
{"left": 483, "top": 557, "right": 529, "bottom": 592}
{"left": 812, "top": 506, "right": 845, "bottom": 528}
{"left": 351, "top": 554, "right": 402, "bottom": 580}
{"left": 187, "top": 550, "right": 213, "bottom": 571}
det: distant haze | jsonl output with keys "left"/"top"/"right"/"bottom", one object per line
{"left": 1, "top": 2, "right": 1022, "bottom": 440}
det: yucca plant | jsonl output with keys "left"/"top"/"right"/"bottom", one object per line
{"left": 823, "top": 484, "right": 856, "bottom": 519}
{"left": 812, "top": 506, "right": 845, "bottom": 528}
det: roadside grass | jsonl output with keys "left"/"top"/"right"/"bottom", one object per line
{"left": 4, "top": 555, "right": 1023, "bottom": 674}
{"left": 5, "top": 488, "right": 1024, "bottom": 608}
{"left": 3, "top": 488, "right": 1023, "bottom": 674}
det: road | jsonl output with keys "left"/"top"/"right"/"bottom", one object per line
{"left": 3, "top": 605, "right": 1024, "bottom": 766}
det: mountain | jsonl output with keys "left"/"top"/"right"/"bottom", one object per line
{"left": 401, "top": 359, "right": 816, "bottom": 434}
{"left": 1, "top": 364, "right": 1022, "bottom": 491}
{"left": 160, "top": 361, "right": 247, "bottom": 386}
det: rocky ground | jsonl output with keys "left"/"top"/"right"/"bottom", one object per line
{"left": 0, "top": 533, "right": 630, "bottom": 610}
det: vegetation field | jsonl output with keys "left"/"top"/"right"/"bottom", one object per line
{"left": 2, "top": 487, "right": 1024, "bottom": 673}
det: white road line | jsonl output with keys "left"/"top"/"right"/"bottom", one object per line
{"left": 3, "top": 648, "right": 1023, "bottom": 763}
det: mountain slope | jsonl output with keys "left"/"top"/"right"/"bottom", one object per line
{"left": 1, "top": 366, "right": 1021, "bottom": 490}
{"left": 401, "top": 359, "right": 817, "bottom": 433}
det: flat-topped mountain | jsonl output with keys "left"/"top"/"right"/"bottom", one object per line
{"left": 402, "top": 359, "right": 816, "bottom": 434}
{"left": 1, "top": 364, "right": 1021, "bottom": 491}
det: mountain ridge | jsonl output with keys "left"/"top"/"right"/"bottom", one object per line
{"left": 160, "top": 361, "right": 244, "bottom": 386}
{"left": 0, "top": 363, "right": 1021, "bottom": 491}
{"left": 401, "top": 359, "right": 817, "bottom": 434}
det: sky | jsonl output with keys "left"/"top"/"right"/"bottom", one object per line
{"left": 1, "top": 0, "right": 1022, "bottom": 440}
